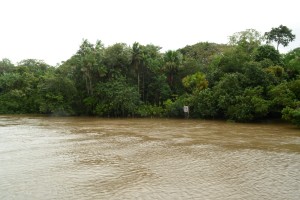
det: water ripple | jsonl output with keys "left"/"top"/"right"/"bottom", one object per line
{"left": 0, "top": 116, "right": 299, "bottom": 200}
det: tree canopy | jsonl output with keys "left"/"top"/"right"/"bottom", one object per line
{"left": 0, "top": 26, "right": 299, "bottom": 127}
{"left": 264, "top": 25, "right": 296, "bottom": 50}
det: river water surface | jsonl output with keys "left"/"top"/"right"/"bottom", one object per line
{"left": 0, "top": 115, "right": 299, "bottom": 200}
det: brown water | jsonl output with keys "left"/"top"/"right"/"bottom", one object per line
{"left": 0, "top": 115, "right": 299, "bottom": 200}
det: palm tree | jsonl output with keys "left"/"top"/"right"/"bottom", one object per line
{"left": 131, "top": 42, "right": 143, "bottom": 93}
{"left": 163, "top": 50, "right": 182, "bottom": 87}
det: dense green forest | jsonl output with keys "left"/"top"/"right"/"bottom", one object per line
{"left": 1, "top": 26, "right": 300, "bottom": 126}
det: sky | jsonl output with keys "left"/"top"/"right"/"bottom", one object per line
{"left": 1, "top": 0, "right": 299, "bottom": 66}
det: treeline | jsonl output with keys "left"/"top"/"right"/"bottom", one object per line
{"left": 0, "top": 27, "right": 299, "bottom": 126}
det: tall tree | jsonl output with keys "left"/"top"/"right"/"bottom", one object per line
{"left": 73, "top": 39, "right": 106, "bottom": 96}
{"left": 140, "top": 44, "right": 162, "bottom": 101}
{"left": 264, "top": 25, "right": 296, "bottom": 50}
{"left": 229, "top": 29, "right": 264, "bottom": 54}
{"left": 131, "top": 42, "right": 143, "bottom": 93}
{"left": 0, "top": 58, "right": 14, "bottom": 74}
{"left": 163, "top": 50, "right": 183, "bottom": 88}
{"left": 104, "top": 43, "right": 132, "bottom": 78}
{"left": 76, "top": 39, "right": 97, "bottom": 95}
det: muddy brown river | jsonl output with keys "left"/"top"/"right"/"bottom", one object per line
{"left": 0, "top": 115, "right": 299, "bottom": 199}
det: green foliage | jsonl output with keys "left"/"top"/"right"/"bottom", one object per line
{"left": 0, "top": 28, "right": 299, "bottom": 126}
{"left": 17, "top": 59, "right": 50, "bottom": 75}
{"left": 37, "top": 73, "right": 77, "bottom": 115}
{"left": 163, "top": 50, "right": 183, "bottom": 88}
{"left": 0, "top": 60, "right": 52, "bottom": 114}
{"left": 179, "top": 42, "right": 228, "bottom": 66}
{"left": 0, "top": 58, "right": 14, "bottom": 74}
{"left": 283, "top": 48, "right": 300, "bottom": 78}
{"left": 268, "top": 83, "right": 296, "bottom": 112}
{"left": 94, "top": 77, "right": 140, "bottom": 117}
{"left": 147, "top": 74, "right": 171, "bottom": 106}
{"left": 282, "top": 107, "right": 300, "bottom": 126}
{"left": 264, "top": 25, "right": 296, "bottom": 50}
{"left": 214, "top": 73, "right": 245, "bottom": 98}
{"left": 0, "top": 89, "right": 26, "bottom": 114}
{"left": 229, "top": 29, "right": 264, "bottom": 54}
{"left": 75, "top": 39, "right": 106, "bottom": 95}
{"left": 287, "top": 79, "right": 300, "bottom": 99}
{"left": 218, "top": 48, "right": 251, "bottom": 73}
{"left": 182, "top": 72, "right": 208, "bottom": 94}
{"left": 129, "top": 43, "right": 163, "bottom": 102}
{"left": 226, "top": 96, "right": 254, "bottom": 122}
{"left": 226, "top": 87, "right": 270, "bottom": 122}
{"left": 265, "top": 66, "right": 286, "bottom": 82}
{"left": 192, "top": 88, "right": 218, "bottom": 118}
{"left": 131, "top": 42, "right": 143, "bottom": 93}
{"left": 137, "top": 104, "right": 164, "bottom": 117}
{"left": 0, "top": 73, "right": 22, "bottom": 92}
{"left": 104, "top": 43, "right": 132, "bottom": 75}
{"left": 243, "top": 61, "right": 275, "bottom": 87}
{"left": 164, "top": 95, "right": 191, "bottom": 118}
{"left": 254, "top": 45, "right": 282, "bottom": 66}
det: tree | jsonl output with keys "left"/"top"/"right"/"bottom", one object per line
{"left": 76, "top": 39, "right": 105, "bottom": 96}
{"left": 37, "top": 73, "right": 77, "bottom": 115}
{"left": 104, "top": 43, "right": 132, "bottom": 78}
{"left": 127, "top": 42, "right": 164, "bottom": 102}
{"left": 287, "top": 79, "right": 300, "bottom": 99}
{"left": 0, "top": 60, "right": 52, "bottom": 114}
{"left": 17, "top": 59, "right": 50, "bottom": 75}
{"left": 217, "top": 47, "right": 251, "bottom": 73}
{"left": 192, "top": 88, "right": 219, "bottom": 118}
{"left": 268, "top": 82, "right": 296, "bottom": 114}
{"left": 243, "top": 61, "right": 275, "bottom": 88}
{"left": 163, "top": 50, "right": 183, "bottom": 87}
{"left": 282, "top": 107, "right": 300, "bottom": 127}
{"left": 283, "top": 47, "right": 300, "bottom": 78}
{"left": 254, "top": 44, "right": 282, "bottom": 66}
{"left": 226, "top": 87, "right": 270, "bottom": 122}
{"left": 212, "top": 73, "right": 246, "bottom": 116}
{"left": 131, "top": 42, "right": 143, "bottom": 94}
{"left": 0, "top": 73, "right": 25, "bottom": 113}
{"left": 229, "top": 29, "right": 264, "bottom": 53}
{"left": 147, "top": 74, "right": 171, "bottom": 106}
{"left": 264, "top": 25, "right": 296, "bottom": 50}
{"left": 179, "top": 42, "right": 228, "bottom": 66}
{"left": 94, "top": 77, "right": 140, "bottom": 117}
{"left": 0, "top": 58, "right": 14, "bottom": 74}
{"left": 182, "top": 72, "right": 208, "bottom": 94}
{"left": 281, "top": 78, "right": 300, "bottom": 126}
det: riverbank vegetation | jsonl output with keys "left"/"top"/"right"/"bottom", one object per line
{"left": 1, "top": 25, "right": 299, "bottom": 126}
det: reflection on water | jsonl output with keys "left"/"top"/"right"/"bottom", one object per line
{"left": 0, "top": 116, "right": 299, "bottom": 199}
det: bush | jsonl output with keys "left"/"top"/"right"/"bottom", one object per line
{"left": 164, "top": 95, "right": 191, "bottom": 118}
{"left": 192, "top": 89, "right": 219, "bottom": 118}
{"left": 282, "top": 106, "right": 300, "bottom": 127}
{"left": 137, "top": 104, "right": 164, "bottom": 117}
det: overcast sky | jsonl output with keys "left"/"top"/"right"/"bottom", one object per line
{"left": 1, "top": 0, "right": 299, "bottom": 66}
